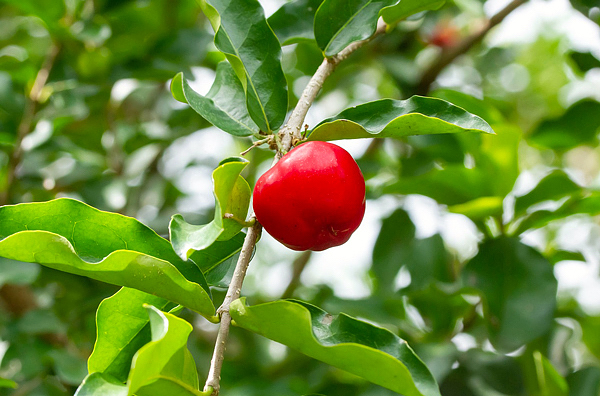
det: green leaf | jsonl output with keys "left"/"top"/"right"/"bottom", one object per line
{"left": 0, "top": 198, "right": 214, "bottom": 317}
{"left": 384, "top": 165, "right": 494, "bottom": 206}
{"left": 372, "top": 209, "right": 453, "bottom": 294}
{"left": 529, "top": 351, "right": 569, "bottom": 396}
{"left": 170, "top": 63, "right": 259, "bottom": 137}
{"left": 78, "top": 306, "right": 204, "bottom": 396}
{"left": 0, "top": 258, "right": 40, "bottom": 287}
{"left": 170, "top": 158, "right": 250, "bottom": 260}
{"left": 230, "top": 298, "right": 441, "bottom": 396}
{"left": 314, "top": 0, "right": 399, "bottom": 56}
{"left": 199, "top": 0, "right": 288, "bottom": 132}
{"left": 381, "top": 0, "right": 446, "bottom": 24}
{"left": 88, "top": 288, "right": 172, "bottom": 383}
{"left": 462, "top": 237, "right": 557, "bottom": 351}
{"left": 513, "top": 192, "right": 600, "bottom": 234}
{"left": 189, "top": 232, "right": 245, "bottom": 288}
{"left": 567, "top": 366, "right": 600, "bottom": 396}
{"left": 126, "top": 306, "right": 200, "bottom": 394}
{"left": 529, "top": 100, "right": 600, "bottom": 150}
{"left": 448, "top": 197, "right": 504, "bottom": 221}
{"left": 569, "top": 51, "right": 600, "bottom": 73}
{"left": 267, "top": 0, "right": 325, "bottom": 45}
{"left": 307, "top": 96, "right": 494, "bottom": 142}
{"left": 0, "top": 377, "right": 17, "bottom": 389}
{"left": 48, "top": 349, "right": 88, "bottom": 386}
{"left": 514, "top": 170, "right": 581, "bottom": 217}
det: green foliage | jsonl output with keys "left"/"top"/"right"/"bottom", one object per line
{"left": 0, "top": 199, "right": 215, "bottom": 316}
{"left": 1, "top": 0, "right": 600, "bottom": 395}
{"left": 230, "top": 298, "right": 440, "bottom": 396}
{"left": 198, "top": 0, "right": 288, "bottom": 132}
{"left": 308, "top": 96, "right": 494, "bottom": 142}
{"left": 169, "top": 157, "right": 250, "bottom": 259}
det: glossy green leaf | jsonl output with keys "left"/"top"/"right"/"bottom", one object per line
{"left": 431, "top": 89, "right": 504, "bottom": 126}
{"left": 0, "top": 198, "right": 214, "bottom": 316}
{"left": 514, "top": 170, "right": 580, "bottom": 216}
{"left": 189, "top": 232, "right": 245, "bottom": 288}
{"left": 88, "top": 288, "right": 172, "bottom": 383}
{"left": 78, "top": 306, "right": 203, "bottom": 396}
{"left": 314, "top": 0, "right": 399, "bottom": 56}
{"left": 170, "top": 158, "right": 250, "bottom": 260}
{"left": 267, "top": 0, "right": 324, "bottom": 45}
{"left": 529, "top": 100, "right": 600, "bottom": 150}
{"left": 307, "top": 96, "right": 494, "bottom": 142}
{"left": 199, "top": 0, "right": 288, "bottom": 132}
{"left": 171, "top": 63, "right": 259, "bottom": 137}
{"left": 462, "top": 237, "right": 557, "bottom": 351}
{"left": 127, "top": 306, "right": 200, "bottom": 394}
{"left": 230, "top": 298, "right": 441, "bottom": 396}
{"left": 381, "top": 0, "right": 446, "bottom": 24}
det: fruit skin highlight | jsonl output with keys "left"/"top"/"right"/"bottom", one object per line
{"left": 253, "top": 141, "right": 366, "bottom": 251}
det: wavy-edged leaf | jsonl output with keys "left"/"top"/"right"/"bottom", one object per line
{"left": 0, "top": 198, "right": 214, "bottom": 316}
{"left": 230, "top": 298, "right": 441, "bottom": 396}
{"left": 308, "top": 96, "right": 494, "bottom": 142}
{"left": 268, "top": 0, "right": 324, "bottom": 45}
{"left": 462, "top": 238, "right": 557, "bottom": 352}
{"left": 381, "top": 0, "right": 446, "bottom": 24}
{"left": 171, "top": 62, "right": 259, "bottom": 137}
{"left": 88, "top": 288, "right": 172, "bottom": 383}
{"left": 78, "top": 306, "right": 203, "bottom": 396}
{"left": 514, "top": 170, "right": 580, "bottom": 216}
{"left": 199, "top": 0, "right": 288, "bottom": 132}
{"left": 170, "top": 158, "right": 250, "bottom": 260}
{"left": 314, "top": 0, "right": 399, "bottom": 56}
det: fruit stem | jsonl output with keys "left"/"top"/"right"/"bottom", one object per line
{"left": 223, "top": 213, "right": 256, "bottom": 227}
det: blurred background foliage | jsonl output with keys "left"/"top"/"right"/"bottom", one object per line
{"left": 1, "top": 0, "right": 600, "bottom": 395}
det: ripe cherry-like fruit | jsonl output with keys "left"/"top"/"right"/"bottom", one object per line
{"left": 253, "top": 141, "right": 366, "bottom": 251}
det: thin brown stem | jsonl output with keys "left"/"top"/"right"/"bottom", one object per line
{"left": 203, "top": 19, "right": 388, "bottom": 396}
{"left": 281, "top": 250, "right": 312, "bottom": 299}
{"left": 203, "top": 221, "right": 261, "bottom": 394}
{"left": 416, "top": 0, "right": 528, "bottom": 95}
{"left": 278, "top": 19, "right": 388, "bottom": 157}
{"left": 1, "top": 43, "right": 60, "bottom": 205}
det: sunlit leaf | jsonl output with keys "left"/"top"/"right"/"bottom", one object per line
{"left": 307, "top": 96, "right": 494, "bottom": 142}
{"left": 462, "top": 238, "right": 557, "bottom": 351}
{"left": 88, "top": 288, "right": 173, "bottom": 383}
{"left": 230, "top": 298, "right": 441, "bottom": 396}
{"left": 0, "top": 199, "right": 214, "bottom": 316}
{"left": 171, "top": 63, "right": 259, "bottom": 137}
{"left": 170, "top": 158, "right": 250, "bottom": 260}
{"left": 199, "top": 0, "right": 288, "bottom": 132}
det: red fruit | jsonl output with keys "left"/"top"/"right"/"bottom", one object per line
{"left": 253, "top": 141, "right": 366, "bottom": 251}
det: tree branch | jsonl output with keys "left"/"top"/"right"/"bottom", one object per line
{"left": 0, "top": 43, "right": 60, "bottom": 205}
{"left": 278, "top": 19, "right": 388, "bottom": 157}
{"left": 203, "top": 19, "right": 388, "bottom": 396}
{"left": 281, "top": 250, "right": 312, "bottom": 299}
{"left": 416, "top": 0, "right": 528, "bottom": 95}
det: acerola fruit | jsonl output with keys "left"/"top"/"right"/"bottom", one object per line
{"left": 253, "top": 141, "right": 366, "bottom": 251}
